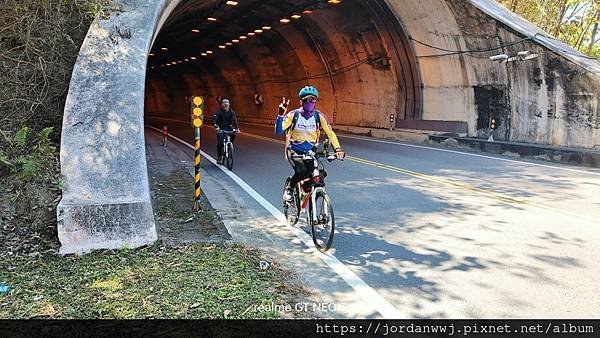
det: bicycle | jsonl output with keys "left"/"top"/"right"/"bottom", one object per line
{"left": 216, "top": 129, "right": 238, "bottom": 170}
{"left": 282, "top": 140, "right": 340, "bottom": 252}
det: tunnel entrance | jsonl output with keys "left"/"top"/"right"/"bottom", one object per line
{"left": 144, "top": 0, "right": 421, "bottom": 129}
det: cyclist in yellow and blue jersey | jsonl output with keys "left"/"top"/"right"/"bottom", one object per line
{"left": 275, "top": 86, "right": 345, "bottom": 201}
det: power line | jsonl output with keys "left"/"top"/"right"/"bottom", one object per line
{"left": 412, "top": 32, "right": 599, "bottom": 69}
{"left": 411, "top": 33, "right": 600, "bottom": 76}
{"left": 411, "top": 36, "right": 532, "bottom": 58}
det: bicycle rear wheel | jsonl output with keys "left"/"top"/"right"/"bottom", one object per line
{"left": 310, "top": 191, "right": 334, "bottom": 252}
{"left": 226, "top": 143, "right": 234, "bottom": 170}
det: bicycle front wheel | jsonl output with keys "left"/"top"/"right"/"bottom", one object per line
{"left": 310, "top": 191, "right": 335, "bottom": 252}
{"left": 226, "top": 143, "right": 234, "bottom": 170}
{"left": 283, "top": 178, "right": 300, "bottom": 226}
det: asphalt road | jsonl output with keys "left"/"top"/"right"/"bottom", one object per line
{"left": 147, "top": 116, "right": 600, "bottom": 318}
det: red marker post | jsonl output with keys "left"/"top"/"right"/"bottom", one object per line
{"left": 162, "top": 126, "right": 168, "bottom": 147}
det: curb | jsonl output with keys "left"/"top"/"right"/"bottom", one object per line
{"left": 428, "top": 135, "right": 600, "bottom": 168}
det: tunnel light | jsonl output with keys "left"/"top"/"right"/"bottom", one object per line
{"left": 208, "top": 17, "right": 217, "bottom": 22}
{"left": 190, "top": 57, "right": 197, "bottom": 60}
{"left": 185, "top": 59, "right": 190, "bottom": 62}
{"left": 328, "top": 0, "right": 342, "bottom": 4}
{"left": 226, "top": 1, "right": 238, "bottom": 6}
{"left": 201, "top": 53, "right": 208, "bottom": 56}
{"left": 161, "top": 47, "right": 168, "bottom": 51}
{"left": 232, "top": 39, "right": 240, "bottom": 43}
{"left": 219, "top": 45, "right": 226, "bottom": 49}
{"left": 226, "top": 42, "right": 233, "bottom": 46}
{"left": 247, "top": 32, "right": 256, "bottom": 36}
{"left": 280, "top": 18, "right": 291, "bottom": 24}
{"left": 177, "top": 61, "right": 183, "bottom": 64}
{"left": 262, "top": 26, "right": 272, "bottom": 30}
{"left": 192, "top": 29, "right": 200, "bottom": 33}
{"left": 303, "top": 9, "right": 314, "bottom": 14}
{"left": 254, "top": 29, "right": 263, "bottom": 33}
{"left": 149, "top": 53, "right": 155, "bottom": 56}
{"left": 239, "top": 35, "right": 247, "bottom": 39}
{"left": 206, "top": 51, "right": 213, "bottom": 54}
{"left": 291, "top": 14, "right": 302, "bottom": 19}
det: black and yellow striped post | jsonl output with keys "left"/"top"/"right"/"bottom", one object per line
{"left": 193, "top": 127, "right": 202, "bottom": 211}
{"left": 191, "top": 96, "right": 204, "bottom": 211}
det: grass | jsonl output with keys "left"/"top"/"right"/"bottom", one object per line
{"left": 0, "top": 244, "right": 288, "bottom": 319}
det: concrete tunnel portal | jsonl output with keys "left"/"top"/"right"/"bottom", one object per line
{"left": 145, "top": 0, "right": 422, "bottom": 128}
{"left": 58, "top": 0, "right": 600, "bottom": 254}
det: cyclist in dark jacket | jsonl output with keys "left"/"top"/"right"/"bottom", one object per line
{"left": 213, "top": 98, "right": 240, "bottom": 164}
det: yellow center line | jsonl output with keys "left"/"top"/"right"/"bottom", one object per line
{"left": 221, "top": 128, "right": 598, "bottom": 225}
{"left": 346, "top": 156, "right": 599, "bottom": 225}
{"left": 348, "top": 156, "right": 526, "bottom": 204}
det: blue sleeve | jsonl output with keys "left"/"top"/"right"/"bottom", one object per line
{"left": 275, "top": 111, "right": 296, "bottom": 135}
{"left": 275, "top": 115, "right": 285, "bottom": 135}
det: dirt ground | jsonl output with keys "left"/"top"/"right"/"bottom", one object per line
{"left": 146, "top": 136, "right": 231, "bottom": 246}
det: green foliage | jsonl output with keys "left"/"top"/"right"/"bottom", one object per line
{"left": 14, "top": 127, "right": 30, "bottom": 148}
{"left": 497, "top": 0, "right": 600, "bottom": 57}
{"left": 0, "top": 149, "right": 12, "bottom": 167}
{"left": 1, "top": 126, "right": 58, "bottom": 182}
{"left": 17, "top": 155, "right": 41, "bottom": 180}
{"left": 39, "top": 127, "right": 54, "bottom": 144}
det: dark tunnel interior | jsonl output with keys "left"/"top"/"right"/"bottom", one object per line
{"left": 145, "top": 0, "right": 421, "bottom": 129}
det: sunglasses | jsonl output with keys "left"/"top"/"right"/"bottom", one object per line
{"left": 302, "top": 97, "right": 317, "bottom": 103}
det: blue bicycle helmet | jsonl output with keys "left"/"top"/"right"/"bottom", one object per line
{"left": 298, "top": 86, "right": 319, "bottom": 99}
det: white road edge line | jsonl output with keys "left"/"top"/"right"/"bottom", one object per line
{"left": 146, "top": 125, "right": 405, "bottom": 319}
{"left": 338, "top": 134, "right": 600, "bottom": 177}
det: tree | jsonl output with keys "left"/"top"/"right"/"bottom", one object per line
{"left": 588, "top": 9, "right": 599, "bottom": 53}
{"left": 497, "top": 0, "right": 600, "bottom": 57}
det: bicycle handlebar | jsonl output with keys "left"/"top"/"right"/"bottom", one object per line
{"left": 291, "top": 152, "right": 339, "bottom": 162}
{"left": 216, "top": 129, "right": 239, "bottom": 134}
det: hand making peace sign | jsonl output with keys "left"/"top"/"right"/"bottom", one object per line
{"left": 278, "top": 97, "right": 291, "bottom": 116}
